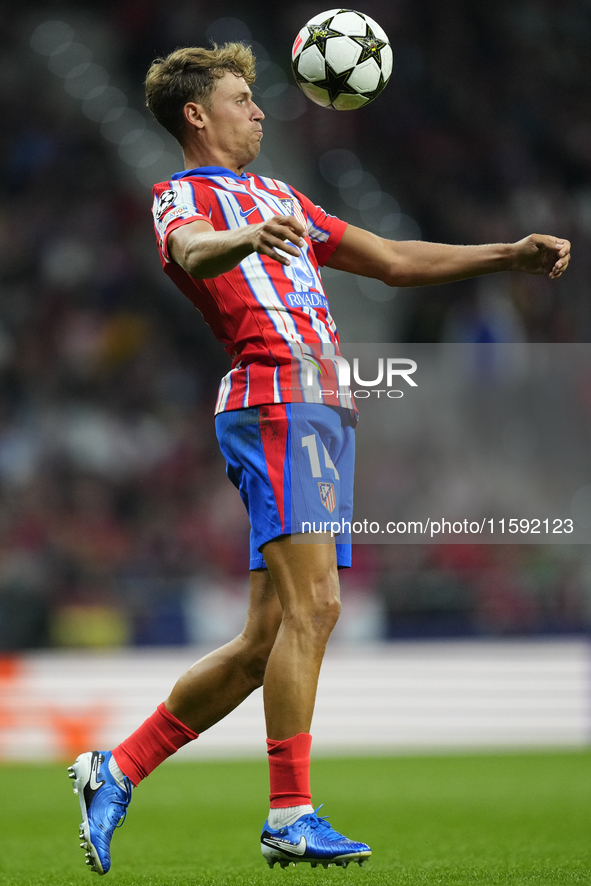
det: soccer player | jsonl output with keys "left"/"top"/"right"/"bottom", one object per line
{"left": 68, "top": 43, "right": 571, "bottom": 875}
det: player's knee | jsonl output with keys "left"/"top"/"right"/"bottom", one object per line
{"left": 293, "top": 600, "right": 340, "bottom": 641}
{"left": 245, "top": 651, "right": 269, "bottom": 688}
{"left": 240, "top": 636, "right": 275, "bottom": 688}
{"left": 311, "top": 595, "right": 341, "bottom": 635}
{"left": 289, "top": 576, "right": 341, "bottom": 637}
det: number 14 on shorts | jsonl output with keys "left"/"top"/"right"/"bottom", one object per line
{"left": 301, "top": 433, "right": 340, "bottom": 480}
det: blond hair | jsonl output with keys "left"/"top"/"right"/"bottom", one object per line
{"left": 145, "top": 43, "right": 256, "bottom": 144}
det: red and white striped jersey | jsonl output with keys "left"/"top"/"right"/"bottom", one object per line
{"left": 151, "top": 165, "right": 354, "bottom": 414}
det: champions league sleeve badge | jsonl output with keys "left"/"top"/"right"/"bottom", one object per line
{"left": 156, "top": 189, "right": 176, "bottom": 218}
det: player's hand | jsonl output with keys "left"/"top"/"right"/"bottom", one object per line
{"left": 250, "top": 215, "right": 306, "bottom": 265}
{"left": 511, "top": 234, "right": 571, "bottom": 279}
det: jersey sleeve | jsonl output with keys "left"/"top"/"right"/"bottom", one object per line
{"left": 152, "top": 181, "right": 213, "bottom": 263}
{"left": 288, "top": 186, "right": 348, "bottom": 266}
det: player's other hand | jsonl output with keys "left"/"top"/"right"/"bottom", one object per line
{"left": 511, "top": 234, "right": 571, "bottom": 279}
{"left": 251, "top": 215, "right": 306, "bottom": 265}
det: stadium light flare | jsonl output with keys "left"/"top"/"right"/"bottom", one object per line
{"left": 30, "top": 18, "right": 179, "bottom": 188}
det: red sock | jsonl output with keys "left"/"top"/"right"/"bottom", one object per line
{"left": 112, "top": 703, "right": 198, "bottom": 786}
{"left": 267, "top": 732, "right": 312, "bottom": 808}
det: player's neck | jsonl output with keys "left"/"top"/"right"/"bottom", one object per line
{"left": 182, "top": 148, "right": 244, "bottom": 177}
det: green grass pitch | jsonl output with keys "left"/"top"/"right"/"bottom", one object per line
{"left": 1, "top": 751, "right": 590, "bottom": 885}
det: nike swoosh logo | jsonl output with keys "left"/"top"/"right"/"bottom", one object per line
{"left": 89, "top": 753, "right": 106, "bottom": 792}
{"left": 240, "top": 207, "right": 257, "bottom": 218}
{"left": 262, "top": 836, "right": 307, "bottom": 856}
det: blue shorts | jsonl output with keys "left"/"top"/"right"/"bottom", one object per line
{"left": 215, "top": 403, "right": 355, "bottom": 570}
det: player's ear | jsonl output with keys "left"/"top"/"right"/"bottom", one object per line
{"left": 183, "top": 102, "right": 206, "bottom": 132}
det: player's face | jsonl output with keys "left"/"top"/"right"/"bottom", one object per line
{"left": 204, "top": 71, "right": 264, "bottom": 169}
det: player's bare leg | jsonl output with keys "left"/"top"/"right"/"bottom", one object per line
{"left": 261, "top": 533, "right": 340, "bottom": 740}
{"left": 69, "top": 571, "right": 282, "bottom": 874}
{"left": 164, "top": 569, "right": 282, "bottom": 732}
{"left": 259, "top": 533, "right": 371, "bottom": 869}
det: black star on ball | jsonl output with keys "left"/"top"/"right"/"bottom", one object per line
{"left": 302, "top": 18, "right": 341, "bottom": 55}
{"left": 352, "top": 26, "right": 387, "bottom": 66}
{"left": 314, "top": 66, "right": 359, "bottom": 106}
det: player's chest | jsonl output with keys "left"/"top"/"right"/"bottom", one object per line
{"left": 211, "top": 186, "right": 306, "bottom": 228}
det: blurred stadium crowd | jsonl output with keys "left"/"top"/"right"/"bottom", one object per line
{"left": 1, "top": 0, "right": 591, "bottom": 650}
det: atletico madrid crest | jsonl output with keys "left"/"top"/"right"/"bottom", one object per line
{"left": 279, "top": 197, "right": 307, "bottom": 230}
{"left": 318, "top": 481, "right": 336, "bottom": 513}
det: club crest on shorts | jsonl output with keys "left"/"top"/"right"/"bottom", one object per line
{"left": 318, "top": 481, "right": 336, "bottom": 513}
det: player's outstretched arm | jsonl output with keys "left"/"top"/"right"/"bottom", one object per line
{"left": 326, "top": 225, "right": 571, "bottom": 287}
{"left": 168, "top": 215, "right": 306, "bottom": 279}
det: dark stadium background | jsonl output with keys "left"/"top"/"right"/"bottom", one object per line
{"left": 1, "top": 0, "right": 590, "bottom": 651}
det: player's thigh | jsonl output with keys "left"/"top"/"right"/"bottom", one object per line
{"left": 242, "top": 568, "right": 283, "bottom": 648}
{"left": 261, "top": 533, "right": 340, "bottom": 616}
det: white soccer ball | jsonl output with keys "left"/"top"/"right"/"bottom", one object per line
{"left": 291, "top": 8, "right": 392, "bottom": 110}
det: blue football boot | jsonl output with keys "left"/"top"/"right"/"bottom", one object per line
{"left": 68, "top": 750, "right": 132, "bottom": 875}
{"left": 261, "top": 805, "right": 371, "bottom": 869}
